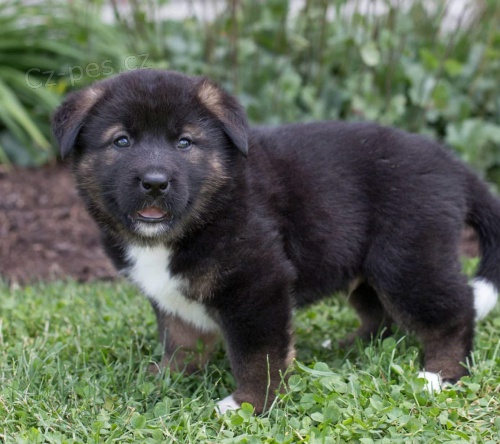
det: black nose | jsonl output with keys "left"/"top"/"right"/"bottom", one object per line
{"left": 140, "top": 171, "right": 169, "bottom": 196}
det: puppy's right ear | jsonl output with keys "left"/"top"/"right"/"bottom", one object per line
{"left": 197, "top": 78, "right": 249, "bottom": 158}
{"left": 52, "top": 87, "right": 103, "bottom": 158}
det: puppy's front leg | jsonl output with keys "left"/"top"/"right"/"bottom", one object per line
{"left": 215, "top": 288, "right": 295, "bottom": 414}
{"left": 149, "top": 302, "right": 219, "bottom": 374}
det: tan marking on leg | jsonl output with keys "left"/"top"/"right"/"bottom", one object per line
{"left": 152, "top": 313, "right": 219, "bottom": 374}
{"left": 348, "top": 276, "right": 363, "bottom": 295}
{"left": 231, "top": 331, "right": 295, "bottom": 414}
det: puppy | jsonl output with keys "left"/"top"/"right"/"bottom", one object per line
{"left": 52, "top": 70, "right": 500, "bottom": 413}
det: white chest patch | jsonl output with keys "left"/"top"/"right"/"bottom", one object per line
{"left": 125, "top": 245, "right": 219, "bottom": 332}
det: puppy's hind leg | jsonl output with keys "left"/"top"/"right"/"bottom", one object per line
{"left": 366, "top": 253, "right": 475, "bottom": 390}
{"left": 418, "top": 293, "right": 474, "bottom": 390}
{"left": 339, "top": 282, "right": 393, "bottom": 348}
{"left": 414, "top": 273, "right": 475, "bottom": 387}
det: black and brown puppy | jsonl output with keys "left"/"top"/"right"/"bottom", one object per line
{"left": 53, "top": 70, "right": 500, "bottom": 413}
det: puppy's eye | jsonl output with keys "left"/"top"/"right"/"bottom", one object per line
{"left": 177, "top": 138, "right": 192, "bottom": 150}
{"left": 114, "top": 136, "right": 130, "bottom": 148}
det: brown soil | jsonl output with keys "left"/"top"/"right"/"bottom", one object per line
{"left": 0, "top": 163, "right": 479, "bottom": 285}
{"left": 0, "top": 163, "right": 116, "bottom": 284}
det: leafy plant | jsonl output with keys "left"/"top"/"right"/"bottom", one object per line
{"left": 108, "top": 0, "right": 500, "bottom": 182}
{"left": 2, "top": 0, "right": 500, "bottom": 181}
{"left": 0, "top": 0, "right": 127, "bottom": 166}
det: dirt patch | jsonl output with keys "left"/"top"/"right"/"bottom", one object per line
{"left": 0, "top": 163, "right": 116, "bottom": 284}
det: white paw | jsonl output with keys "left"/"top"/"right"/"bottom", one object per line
{"left": 472, "top": 278, "right": 498, "bottom": 320}
{"left": 418, "top": 371, "right": 442, "bottom": 393}
{"left": 216, "top": 394, "right": 240, "bottom": 414}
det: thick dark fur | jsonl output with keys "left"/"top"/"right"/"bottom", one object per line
{"left": 52, "top": 70, "right": 500, "bottom": 413}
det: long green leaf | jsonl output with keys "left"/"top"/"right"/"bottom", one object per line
{"left": 0, "top": 79, "right": 50, "bottom": 150}
{"left": 0, "top": 66, "right": 61, "bottom": 110}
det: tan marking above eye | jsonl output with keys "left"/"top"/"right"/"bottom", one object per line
{"left": 181, "top": 124, "right": 206, "bottom": 141}
{"left": 102, "top": 124, "right": 127, "bottom": 143}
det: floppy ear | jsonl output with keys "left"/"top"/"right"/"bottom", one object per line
{"left": 52, "top": 86, "right": 104, "bottom": 158}
{"left": 197, "top": 78, "right": 249, "bottom": 158}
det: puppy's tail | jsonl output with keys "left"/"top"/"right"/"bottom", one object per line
{"left": 466, "top": 173, "right": 500, "bottom": 320}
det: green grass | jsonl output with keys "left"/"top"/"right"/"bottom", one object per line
{"left": 1, "top": 278, "right": 499, "bottom": 443}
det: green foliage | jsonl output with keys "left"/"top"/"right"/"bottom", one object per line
{"left": 1, "top": 272, "right": 499, "bottom": 442}
{"left": 0, "top": 0, "right": 127, "bottom": 166}
{"left": 2, "top": 0, "right": 500, "bottom": 182}
{"left": 111, "top": 0, "right": 500, "bottom": 182}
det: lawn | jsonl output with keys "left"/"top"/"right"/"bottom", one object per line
{"left": 0, "top": 276, "right": 499, "bottom": 443}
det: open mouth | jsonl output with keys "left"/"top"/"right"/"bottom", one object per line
{"left": 134, "top": 206, "right": 171, "bottom": 223}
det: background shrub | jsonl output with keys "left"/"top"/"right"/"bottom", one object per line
{"left": 0, "top": 0, "right": 127, "bottom": 166}
{"left": 2, "top": 0, "right": 499, "bottom": 184}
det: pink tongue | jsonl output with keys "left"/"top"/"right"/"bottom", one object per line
{"left": 137, "top": 207, "right": 166, "bottom": 219}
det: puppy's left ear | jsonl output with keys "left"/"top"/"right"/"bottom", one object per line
{"left": 52, "top": 86, "right": 104, "bottom": 158}
{"left": 197, "top": 79, "right": 249, "bottom": 158}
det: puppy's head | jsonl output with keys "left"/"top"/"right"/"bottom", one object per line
{"left": 52, "top": 70, "right": 249, "bottom": 242}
